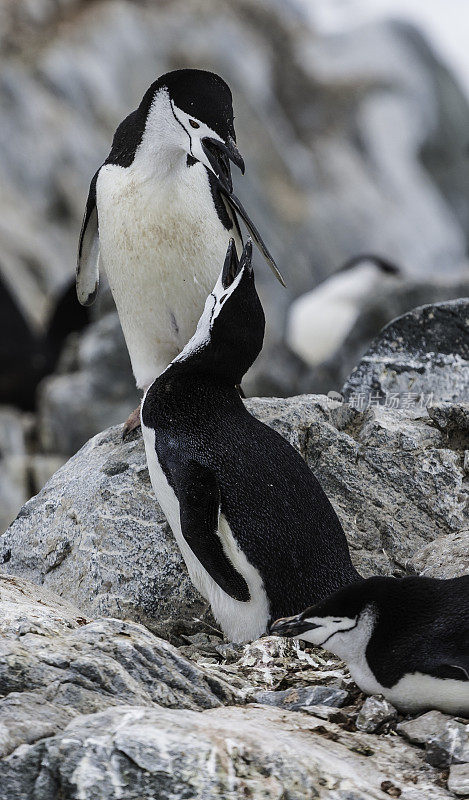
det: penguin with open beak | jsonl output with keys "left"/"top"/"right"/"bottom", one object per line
{"left": 141, "top": 239, "right": 360, "bottom": 643}
{"left": 77, "top": 69, "right": 284, "bottom": 435}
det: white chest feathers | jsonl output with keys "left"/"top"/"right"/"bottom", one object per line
{"left": 141, "top": 424, "right": 270, "bottom": 642}
{"left": 327, "top": 610, "right": 469, "bottom": 716}
{"left": 97, "top": 161, "right": 239, "bottom": 389}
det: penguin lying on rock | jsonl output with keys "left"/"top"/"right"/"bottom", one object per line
{"left": 286, "top": 255, "right": 401, "bottom": 369}
{"left": 141, "top": 239, "right": 360, "bottom": 642}
{"left": 77, "top": 68, "right": 284, "bottom": 436}
{"left": 271, "top": 575, "right": 469, "bottom": 716}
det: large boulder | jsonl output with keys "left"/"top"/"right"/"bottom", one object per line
{"left": 1, "top": 703, "right": 456, "bottom": 800}
{"left": 0, "top": 572, "right": 237, "bottom": 762}
{"left": 342, "top": 298, "right": 469, "bottom": 403}
{"left": 2, "top": 394, "right": 467, "bottom": 636}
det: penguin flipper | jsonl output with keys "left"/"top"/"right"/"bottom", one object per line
{"left": 177, "top": 461, "right": 250, "bottom": 602}
{"left": 76, "top": 170, "right": 100, "bottom": 306}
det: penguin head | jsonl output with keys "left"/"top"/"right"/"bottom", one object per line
{"left": 270, "top": 578, "right": 391, "bottom": 655}
{"left": 339, "top": 255, "right": 401, "bottom": 278}
{"left": 129, "top": 69, "right": 244, "bottom": 189}
{"left": 333, "top": 254, "right": 402, "bottom": 301}
{"left": 173, "top": 239, "right": 265, "bottom": 383}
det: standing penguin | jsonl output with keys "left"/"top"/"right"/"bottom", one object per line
{"left": 286, "top": 255, "right": 401, "bottom": 368}
{"left": 271, "top": 575, "right": 469, "bottom": 715}
{"left": 141, "top": 239, "right": 360, "bottom": 642}
{"left": 77, "top": 69, "right": 284, "bottom": 433}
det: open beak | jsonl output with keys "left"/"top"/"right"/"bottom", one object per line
{"left": 221, "top": 239, "right": 253, "bottom": 290}
{"left": 202, "top": 136, "right": 245, "bottom": 194}
{"left": 270, "top": 614, "right": 319, "bottom": 638}
{"left": 221, "top": 239, "right": 240, "bottom": 289}
{"left": 200, "top": 137, "right": 286, "bottom": 288}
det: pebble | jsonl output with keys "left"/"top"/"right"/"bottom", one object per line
{"left": 397, "top": 710, "right": 452, "bottom": 745}
{"left": 355, "top": 695, "right": 397, "bottom": 733}
{"left": 448, "top": 763, "right": 469, "bottom": 796}
{"left": 254, "top": 685, "right": 348, "bottom": 711}
{"left": 397, "top": 710, "right": 469, "bottom": 767}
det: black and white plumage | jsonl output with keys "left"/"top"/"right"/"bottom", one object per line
{"left": 77, "top": 68, "right": 283, "bottom": 392}
{"left": 271, "top": 575, "right": 469, "bottom": 715}
{"left": 141, "top": 239, "right": 360, "bottom": 642}
{"left": 286, "top": 255, "right": 401, "bottom": 368}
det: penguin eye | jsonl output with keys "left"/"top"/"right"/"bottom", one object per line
{"left": 189, "top": 119, "right": 200, "bottom": 129}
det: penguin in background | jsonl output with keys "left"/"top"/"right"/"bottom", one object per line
{"left": 286, "top": 255, "right": 401, "bottom": 369}
{"left": 271, "top": 575, "right": 469, "bottom": 716}
{"left": 141, "top": 239, "right": 360, "bottom": 642}
{"left": 77, "top": 69, "right": 284, "bottom": 435}
{"left": 0, "top": 275, "right": 90, "bottom": 411}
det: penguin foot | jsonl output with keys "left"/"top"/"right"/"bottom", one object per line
{"left": 122, "top": 405, "right": 141, "bottom": 440}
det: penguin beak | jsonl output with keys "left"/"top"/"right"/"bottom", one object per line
{"left": 201, "top": 136, "right": 245, "bottom": 194}
{"left": 221, "top": 239, "right": 240, "bottom": 289}
{"left": 221, "top": 239, "right": 253, "bottom": 289}
{"left": 270, "top": 614, "right": 319, "bottom": 638}
{"left": 198, "top": 136, "right": 286, "bottom": 288}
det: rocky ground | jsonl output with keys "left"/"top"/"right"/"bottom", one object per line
{"left": 1, "top": 296, "right": 468, "bottom": 798}
{"left": 1, "top": 574, "right": 468, "bottom": 799}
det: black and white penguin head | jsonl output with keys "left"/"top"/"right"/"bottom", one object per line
{"left": 334, "top": 254, "right": 402, "bottom": 300}
{"left": 111, "top": 69, "right": 244, "bottom": 189}
{"left": 173, "top": 239, "right": 265, "bottom": 383}
{"left": 270, "top": 579, "right": 386, "bottom": 655}
{"left": 338, "top": 255, "right": 401, "bottom": 278}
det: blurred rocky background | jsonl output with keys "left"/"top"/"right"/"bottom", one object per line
{"left": 1, "top": 0, "right": 469, "bottom": 531}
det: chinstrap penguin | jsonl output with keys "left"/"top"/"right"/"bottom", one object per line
{"left": 286, "top": 255, "right": 401, "bottom": 368}
{"left": 271, "top": 575, "right": 469, "bottom": 716}
{"left": 77, "top": 69, "right": 284, "bottom": 433}
{"left": 141, "top": 239, "right": 360, "bottom": 642}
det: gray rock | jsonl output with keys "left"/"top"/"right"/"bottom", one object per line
{"left": 0, "top": 409, "right": 29, "bottom": 533}
{"left": 356, "top": 696, "right": 398, "bottom": 733}
{"left": 398, "top": 711, "right": 469, "bottom": 767}
{"left": 411, "top": 530, "right": 469, "bottom": 578}
{"left": 2, "top": 424, "right": 212, "bottom": 641}
{"left": 342, "top": 298, "right": 469, "bottom": 403}
{"left": 0, "top": 573, "right": 238, "bottom": 764}
{"left": 254, "top": 685, "right": 348, "bottom": 711}
{"left": 0, "top": 577, "right": 458, "bottom": 800}
{"left": 426, "top": 722, "right": 469, "bottom": 768}
{"left": 448, "top": 764, "right": 469, "bottom": 796}
{"left": 2, "top": 395, "right": 468, "bottom": 634}
{"left": 37, "top": 312, "right": 139, "bottom": 456}
{"left": 0, "top": 571, "right": 88, "bottom": 639}
{"left": 300, "top": 704, "right": 349, "bottom": 723}
{"left": 0, "top": 704, "right": 450, "bottom": 800}
{"left": 397, "top": 710, "right": 453, "bottom": 745}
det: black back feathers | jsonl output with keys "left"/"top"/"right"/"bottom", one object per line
{"left": 297, "top": 575, "right": 469, "bottom": 689}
